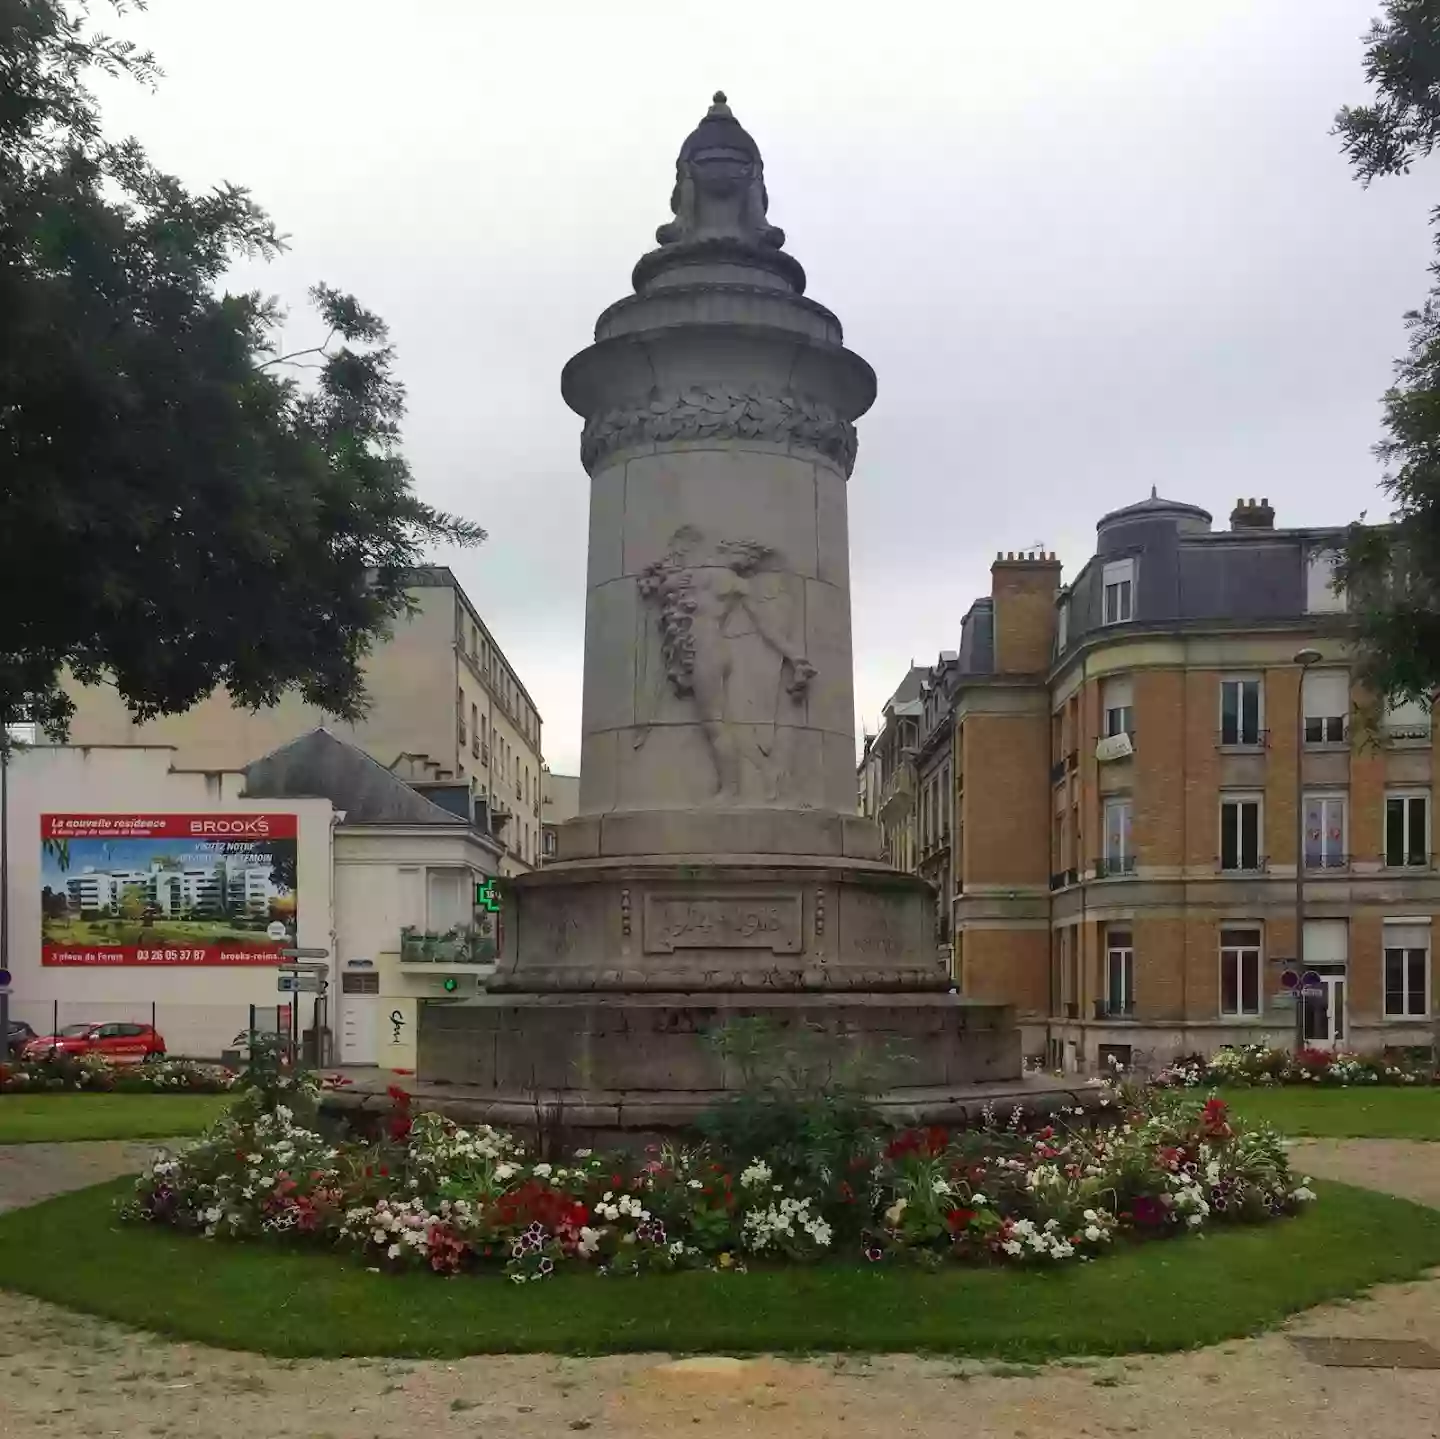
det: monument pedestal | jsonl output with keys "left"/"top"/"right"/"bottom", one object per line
{"left": 417, "top": 93, "right": 1022, "bottom": 1113}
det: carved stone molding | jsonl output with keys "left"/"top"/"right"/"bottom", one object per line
{"left": 580, "top": 386, "right": 858, "bottom": 476}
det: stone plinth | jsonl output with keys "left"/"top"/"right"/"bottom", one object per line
{"left": 487, "top": 858, "right": 949, "bottom": 994}
{"left": 417, "top": 93, "right": 1022, "bottom": 1102}
{"left": 418, "top": 993, "right": 1020, "bottom": 1111}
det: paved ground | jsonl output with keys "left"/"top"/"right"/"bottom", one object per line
{"left": 0, "top": 1139, "right": 178, "bottom": 1214}
{"left": 0, "top": 1137, "right": 1436, "bottom": 1438}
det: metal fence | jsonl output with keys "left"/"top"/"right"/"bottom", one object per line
{"left": 4, "top": 998, "right": 318, "bottom": 1062}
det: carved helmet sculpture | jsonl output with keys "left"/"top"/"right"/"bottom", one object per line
{"left": 634, "top": 92, "right": 805, "bottom": 295}
{"left": 657, "top": 91, "right": 785, "bottom": 250}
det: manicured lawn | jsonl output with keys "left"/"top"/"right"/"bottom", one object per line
{"left": 1213, "top": 1086, "right": 1440, "bottom": 1141}
{"left": 0, "top": 1094, "right": 233, "bottom": 1144}
{"left": 0, "top": 1179, "right": 1436, "bottom": 1358}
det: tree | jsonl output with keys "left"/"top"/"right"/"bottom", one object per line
{"left": 0, "top": 2, "right": 484, "bottom": 743}
{"left": 1334, "top": 1, "right": 1440, "bottom": 709}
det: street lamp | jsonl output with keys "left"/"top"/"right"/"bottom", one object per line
{"left": 1293, "top": 648, "right": 1322, "bottom": 1052}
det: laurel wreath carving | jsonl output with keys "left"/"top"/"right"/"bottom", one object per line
{"left": 580, "top": 386, "right": 858, "bottom": 475}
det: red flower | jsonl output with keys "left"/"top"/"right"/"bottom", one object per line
{"left": 1130, "top": 1196, "right": 1166, "bottom": 1228}
{"left": 925, "top": 1125, "right": 949, "bottom": 1156}
{"left": 378, "top": 1166, "right": 389, "bottom": 1178}
{"left": 946, "top": 1207, "right": 977, "bottom": 1231}
{"left": 386, "top": 1084, "right": 412, "bottom": 1104}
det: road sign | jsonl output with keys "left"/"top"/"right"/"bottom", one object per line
{"left": 1299, "top": 984, "right": 1325, "bottom": 999}
{"left": 279, "top": 946, "right": 330, "bottom": 959}
{"left": 278, "top": 973, "right": 327, "bottom": 994}
{"left": 278, "top": 960, "right": 329, "bottom": 975}
{"left": 1301, "top": 970, "right": 1323, "bottom": 989}
{"left": 1280, "top": 968, "right": 1299, "bottom": 990}
{"left": 0, "top": 969, "right": 11, "bottom": 989}
{"left": 475, "top": 880, "right": 502, "bottom": 913}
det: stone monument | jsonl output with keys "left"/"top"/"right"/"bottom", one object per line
{"left": 419, "top": 95, "right": 1020, "bottom": 1120}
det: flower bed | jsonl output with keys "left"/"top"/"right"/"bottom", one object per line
{"left": 0, "top": 1054, "right": 237, "bottom": 1094}
{"left": 1156, "top": 1043, "right": 1438, "bottom": 1089}
{"left": 124, "top": 1081, "right": 1316, "bottom": 1281}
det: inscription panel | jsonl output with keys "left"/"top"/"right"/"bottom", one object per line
{"left": 644, "top": 892, "right": 803, "bottom": 954}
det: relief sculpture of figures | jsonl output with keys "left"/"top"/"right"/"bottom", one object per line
{"left": 635, "top": 525, "right": 816, "bottom": 802}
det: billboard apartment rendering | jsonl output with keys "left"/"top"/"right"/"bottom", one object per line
{"left": 861, "top": 492, "right": 1438, "bottom": 1072}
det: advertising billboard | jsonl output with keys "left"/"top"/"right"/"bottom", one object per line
{"left": 40, "top": 814, "right": 298, "bottom": 966}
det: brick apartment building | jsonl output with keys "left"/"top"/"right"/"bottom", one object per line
{"left": 861, "top": 492, "right": 1438, "bottom": 1072}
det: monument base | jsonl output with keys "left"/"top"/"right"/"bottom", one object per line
{"left": 416, "top": 991, "right": 1021, "bottom": 1113}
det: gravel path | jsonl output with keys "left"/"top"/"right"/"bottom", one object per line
{"left": 0, "top": 1138, "right": 1434, "bottom": 1438}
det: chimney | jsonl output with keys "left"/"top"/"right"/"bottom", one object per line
{"left": 1230, "top": 497, "right": 1275, "bottom": 531}
{"left": 990, "top": 551, "right": 1063, "bottom": 674}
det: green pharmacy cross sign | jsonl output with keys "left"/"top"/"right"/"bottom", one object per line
{"left": 475, "top": 879, "right": 502, "bottom": 913}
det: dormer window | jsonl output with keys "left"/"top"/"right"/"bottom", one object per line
{"left": 1102, "top": 559, "right": 1135, "bottom": 625}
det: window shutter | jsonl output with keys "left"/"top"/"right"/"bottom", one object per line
{"left": 1383, "top": 921, "right": 1430, "bottom": 952}
{"left": 1101, "top": 675, "right": 1134, "bottom": 711}
{"left": 1302, "top": 670, "right": 1349, "bottom": 717}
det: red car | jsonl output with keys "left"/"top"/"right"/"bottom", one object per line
{"left": 22, "top": 1022, "right": 166, "bottom": 1063}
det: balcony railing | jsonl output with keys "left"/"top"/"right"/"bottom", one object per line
{"left": 1094, "top": 855, "right": 1137, "bottom": 878}
{"left": 1217, "top": 855, "right": 1268, "bottom": 875}
{"left": 1094, "top": 999, "right": 1136, "bottom": 1020}
{"left": 399, "top": 923, "right": 498, "bottom": 966}
{"left": 1217, "top": 728, "right": 1269, "bottom": 750}
{"left": 1303, "top": 852, "right": 1350, "bottom": 872}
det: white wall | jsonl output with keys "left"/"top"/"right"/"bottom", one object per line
{"left": 331, "top": 826, "right": 501, "bottom": 1069}
{"left": 4, "top": 746, "right": 334, "bottom": 1058}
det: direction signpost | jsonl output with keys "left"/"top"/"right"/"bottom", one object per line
{"left": 274, "top": 950, "right": 329, "bottom": 1060}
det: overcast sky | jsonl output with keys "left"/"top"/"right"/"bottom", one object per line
{"left": 98, "top": 0, "right": 1430, "bottom": 775}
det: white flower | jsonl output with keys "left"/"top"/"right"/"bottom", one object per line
{"left": 574, "top": 1148, "right": 593, "bottom": 1159}
{"left": 932, "top": 1178, "right": 952, "bottom": 1196}
{"left": 740, "top": 1160, "right": 773, "bottom": 1189}
{"left": 687, "top": 1179, "right": 704, "bottom": 1190}
{"left": 1082, "top": 1209, "right": 1097, "bottom": 1223}
{"left": 1084, "top": 1225, "right": 1102, "bottom": 1242}
{"left": 386, "top": 1243, "right": 403, "bottom": 1259}
{"left": 884, "top": 1198, "right": 908, "bottom": 1226}
{"left": 494, "top": 1163, "right": 517, "bottom": 1182}
{"left": 532, "top": 1163, "right": 552, "bottom": 1178}
{"left": 372, "top": 1228, "right": 387, "bottom": 1244}
{"left": 1291, "top": 1186, "right": 1317, "bottom": 1203}
{"left": 971, "top": 1193, "right": 987, "bottom": 1206}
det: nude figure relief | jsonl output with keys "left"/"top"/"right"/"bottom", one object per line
{"left": 635, "top": 525, "right": 815, "bottom": 803}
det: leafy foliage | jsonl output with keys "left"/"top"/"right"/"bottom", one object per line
{"left": 0, "top": 1, "right": 484, "bottom": 740}
{"left": 693, "top": 1017, "right": 911, "bottom": 1191}
{"left": 1333, "top": 1, "right": 1440, "bottom": 707}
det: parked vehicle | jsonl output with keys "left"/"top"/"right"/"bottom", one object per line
{"left": 21, "top": 1022, "right": 166, "bottom": 1063}
{"left": 5, "top": 1020, "right": 37, "bottom": 1058}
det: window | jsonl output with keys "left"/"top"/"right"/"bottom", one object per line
{"left": 1102, "top": 559, "right": 1135, "bottom": 625}
{"left": 544, "top": 830, "right": 557, "bottom": 857}
{"left": 1101, "top": 675, "right": 1134, "bottom": 739}
{"left": 1383, "top": 694, "right": 1433, "bottom": 742}
{"left": 1220, "top": 794, "right": 1263, "bottom": 871}
{"left": 941, "top": 764, "right": 951, "bottom": 838}
{"left": 1219, "top": 926, "right": 1262, "bottom": 1017}
{"left": 470, "top": 703, "right": 479, "bottom": 757}
{"left": 1385, "top": 793, "right": 1430, "bottom": 868}
{"left": 1102, "top": 798, "right": 1134, "bottom": 874}
{"left": 1305, "top": 548, "right": 1347, "bottom": 614}
{"left": 1302, "top": 669, "right": 1349, "bottom": 745}
{"left": 1105, "top": 928, "right": 1134, "bottom": 1015}
{"left": 1384, "top": 922, "right": 1430, "bottom": 1018}
{"left": 1056, "top": 598, "right": 1069, "bottom": 653}
{"left": 1303, "top": 794, "right": 1347, "bottom": 870}
{"left": 1220, "top": 677, "right": 1263, "bottom": 746}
